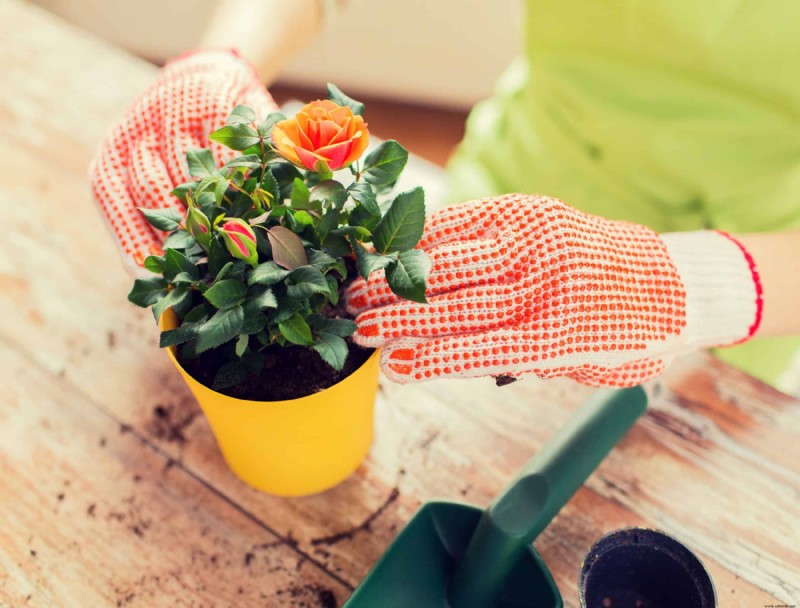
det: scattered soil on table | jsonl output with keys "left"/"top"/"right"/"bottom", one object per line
{"left": 276, "top": 584, "right": 339, "bottom": 608}
{"left": 494, "top": 374, "right": 518, "bottom": 387}
{"left": 145, "top": 400, "right": 199, "bottom": 444}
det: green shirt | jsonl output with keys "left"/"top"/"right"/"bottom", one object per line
{"left": 448, "top": 0, "right": 800, "bottom": 387}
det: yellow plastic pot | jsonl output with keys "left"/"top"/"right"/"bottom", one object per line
{"left": 160, "top": 309, "right": 380, "bottom": 497}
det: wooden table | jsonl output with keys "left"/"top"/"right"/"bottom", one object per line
{"left": 1, "top": 2, "right": 798, "bottom": 606}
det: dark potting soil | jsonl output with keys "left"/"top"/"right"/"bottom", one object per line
{"left": 177, "top": 257, "right": 374, "bottom": 401}
{"left": 180, "top": 337, "right": 373, "bottom": 401}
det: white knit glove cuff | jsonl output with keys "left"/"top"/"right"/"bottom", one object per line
{"left": 662, "top": 230, "right": 762, "bottom": 350}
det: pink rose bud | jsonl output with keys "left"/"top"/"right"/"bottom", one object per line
{"left": 186, "top": 207, "right": 212, "bottom": 248}
{"left": 218, "top": 218, "right": 258, "bottom": 267}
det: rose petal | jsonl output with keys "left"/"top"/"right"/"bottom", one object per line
{"left": 272, "top": 124, "right": 303, "bottom": 166}
{"left": 318, "top": 119, "right": 344, "bottom": 147}
{"left": 296, "top": 146, "right": 328, "bottom": 171}
{"left": 327, "top": 117, "right": 353, "bottom": 146}
{"left": 343, "top": 128, "right": 370, "bottom": 166}
{"left": 330, "top": 105, "right": 352, "bottom": 124}
{"left": 316, "top": 140, "right": 352, "bottom": 170}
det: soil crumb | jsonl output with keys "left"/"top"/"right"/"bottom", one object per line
{"left": 494, "top": 374, "right": 518, "bottom": 387}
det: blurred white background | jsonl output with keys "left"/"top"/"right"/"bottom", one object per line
{"left": 32, "top": 0, "right": 521, "bottom": 109}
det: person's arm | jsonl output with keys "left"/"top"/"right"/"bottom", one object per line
{"left": 200, "top": 0, "right": 329, "bottom": 85}
{"left": 738, "top": 231, "right": 800, "bottom": 337}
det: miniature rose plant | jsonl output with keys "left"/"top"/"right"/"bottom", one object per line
{"left": 128, "top": 85, "right": 430, "bottom": 391}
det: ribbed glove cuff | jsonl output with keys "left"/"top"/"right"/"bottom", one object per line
{"left": 661, "top": 230, "right": 763, "bottom": 349}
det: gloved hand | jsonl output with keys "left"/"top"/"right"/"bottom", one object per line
{"left": 89, "top": 49, "right": 277, "bottom": 270}
{"left": 346, "top": 194, "right": 762, "bottom": 387}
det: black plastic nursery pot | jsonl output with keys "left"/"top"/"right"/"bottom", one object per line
{"left": 579, "top": 527, "right": 716, "bottom": 608}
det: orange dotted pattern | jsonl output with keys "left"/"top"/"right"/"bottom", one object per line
{"left": 346, "top": 194, "right": 688, "bottom": 387}
{"left": 89, "top": 50, "right": 277, "bottom": 268}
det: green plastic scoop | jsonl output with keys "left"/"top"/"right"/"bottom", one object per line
{"left": 343, "top": 386, "right": 648, "bottom": 608}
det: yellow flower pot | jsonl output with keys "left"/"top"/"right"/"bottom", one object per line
{"left": 160, "top": 309, "right": 380, "bottom": 496}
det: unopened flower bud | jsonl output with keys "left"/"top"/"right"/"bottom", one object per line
{"left": 186, "top": 207, "right": 212, "bottom": 248}
{"left": 218, "top": 218, "right": 258, "bottom": 267}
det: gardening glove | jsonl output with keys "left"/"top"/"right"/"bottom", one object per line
{"left": 346, "top": 194, "right": 763, "bottom": 387}
{"left": 89, "top": 49, "right": 278, "bottom": 271}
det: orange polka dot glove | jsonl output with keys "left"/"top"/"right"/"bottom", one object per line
{"left": 346, "top": 194, "right": 763, "bottom": 387}
{"left": 89, "top": 49, "right": 277, "bottom": 271}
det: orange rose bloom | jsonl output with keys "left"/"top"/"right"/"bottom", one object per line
{"left": 271, "top": 100, "right": 369, "bottom": 172}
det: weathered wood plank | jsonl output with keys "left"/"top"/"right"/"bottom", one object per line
{"left": 0, "top": 2, "right": 798, "bottom": 606}
{"left": 0, "top": 341, "right": 351, "bottom": 608}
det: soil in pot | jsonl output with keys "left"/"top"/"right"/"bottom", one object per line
{"left": 180, "top": 337, "right": 373, "bottom": 401}
{"left": 176, "top": 258, "right": 375, "bottom": 401}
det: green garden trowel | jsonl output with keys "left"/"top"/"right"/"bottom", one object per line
{"left": 343, "top": 386, "right": 648, "bottom": 608}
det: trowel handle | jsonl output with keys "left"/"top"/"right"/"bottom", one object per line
{"left": 506, "top": 385, "right": 647, "bottom": 538}
{"left": 448, "top": 386, "right": 647, "bottom": 608}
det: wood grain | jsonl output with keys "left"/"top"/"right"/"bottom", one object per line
{"left": 0, "top": 2, "right": 798, "bottom": 606}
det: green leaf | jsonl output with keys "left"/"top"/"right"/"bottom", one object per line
{"left": 312, "top": 332, "right": 349, "bottom": 371}
{"left": 248, "top": 261, "right": 290, "bottom": 286}
{"left": 311, "top": 316, "right": 357, "bottom": 337}
{"left": 159, "top": 321, "right": 201, "bottom": 347}
{"left": 285, "top": 266, "right": 331, "bottom": 299}
{"left": 152, "top": 286, "right": 190, "bottom": 323}
{"left": 326, "top": 275, "right": 340, "bottom": 306}
{"left": 144, "top": 255, "right": 165, "bottom": 274}
{"left": 214, "top": 261, "right": 234, "bottom": 282}
{"left": 226, "top": 105, "right": 256, "bottom": 125}
{"left": 362, "top": 140, "right": 408, "bottom": 189}
{"left": 326, "top": 83, "right": 365, "bottom": 116}
{"left": 163, "top": 230, "right": 196, "bottom": 250}
{"left": 310, "top": 180, "right": 348, "bottom": 209}
{"left": 290, "top": 178, "right": 313, "bottom": 210}
{"left": 267, "top": 226, "right": 308, "bottom": 270}
{"left": 209, "top": 124, "right": 261, "bottom": 151}
{"left": 322, "top": 233, "right": 351, "bottom": 258}
{"left": 372, "top": 187, "right": 426, "bottom": 253}
{"left": 235, "top": 334, "right": 249, "bottom": 357}
{"left": 203, "top": 279, "right": 247, "bottom": 309}
{"left": 352, "top": 239, "right": 394, "bottom": 280}
{"left": 186, "top": 148, "right": 217, "bottom": 177}
{"left": 258, "top": 111, "right": 286, "bottom": 138}
{"left": 128, "top": 277, "right": 168, "bottom": 307}
{"left": 207, "top": 239, "right": 229, "bottom": 277}
{"left": 385, "top": 249, "right": 431, "bottom": 303}
{"left": 293, "top": 210, "right": 314, "bottom": 226}
{"left": 270, "top": 295, "right": 303, "bottom": 324}
{"left": 278, "top": 313, "right": 314, "bottom": 346}
{"left": 348, "top": 205, "right": 380, "bottom": 232}
{"left": 171, "top": 271, "right": 195, "bottom": 285}
{"left": 249, "top": 285, "right": 277, "bottom": 310}
{"left": 171, "top": 182, "right": 193, "bottom": 203}
{"left": 331, "top": 226, "right": 371, "bottom": 240}
{"left": 139, "top": 208, "right": 183, "bottom": 232}
{"left": 317, "top": 208, "right": 340, "bottom": 242}
{"left": 183, "top": 304, "right": 209, "bottom": 324}
{"left": 165, "top": 248, "right": 199, "bottom": 280}
{"left": 307, "top": 248, "right": 346, "bottom": 278}
{"left": 224, "top": 154, "right": 262, "bottom": 170}
{"left": 261, "top": 170, "right": 280, "bottom": 207}
{"left": 348, "top": 182, "right": 380, "bottom": 216}
{"left": 195, "top": 306, "right": 245, "bottom": 353}
{"left": 240, "top": 311, "right": 267, "bottom": 335}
